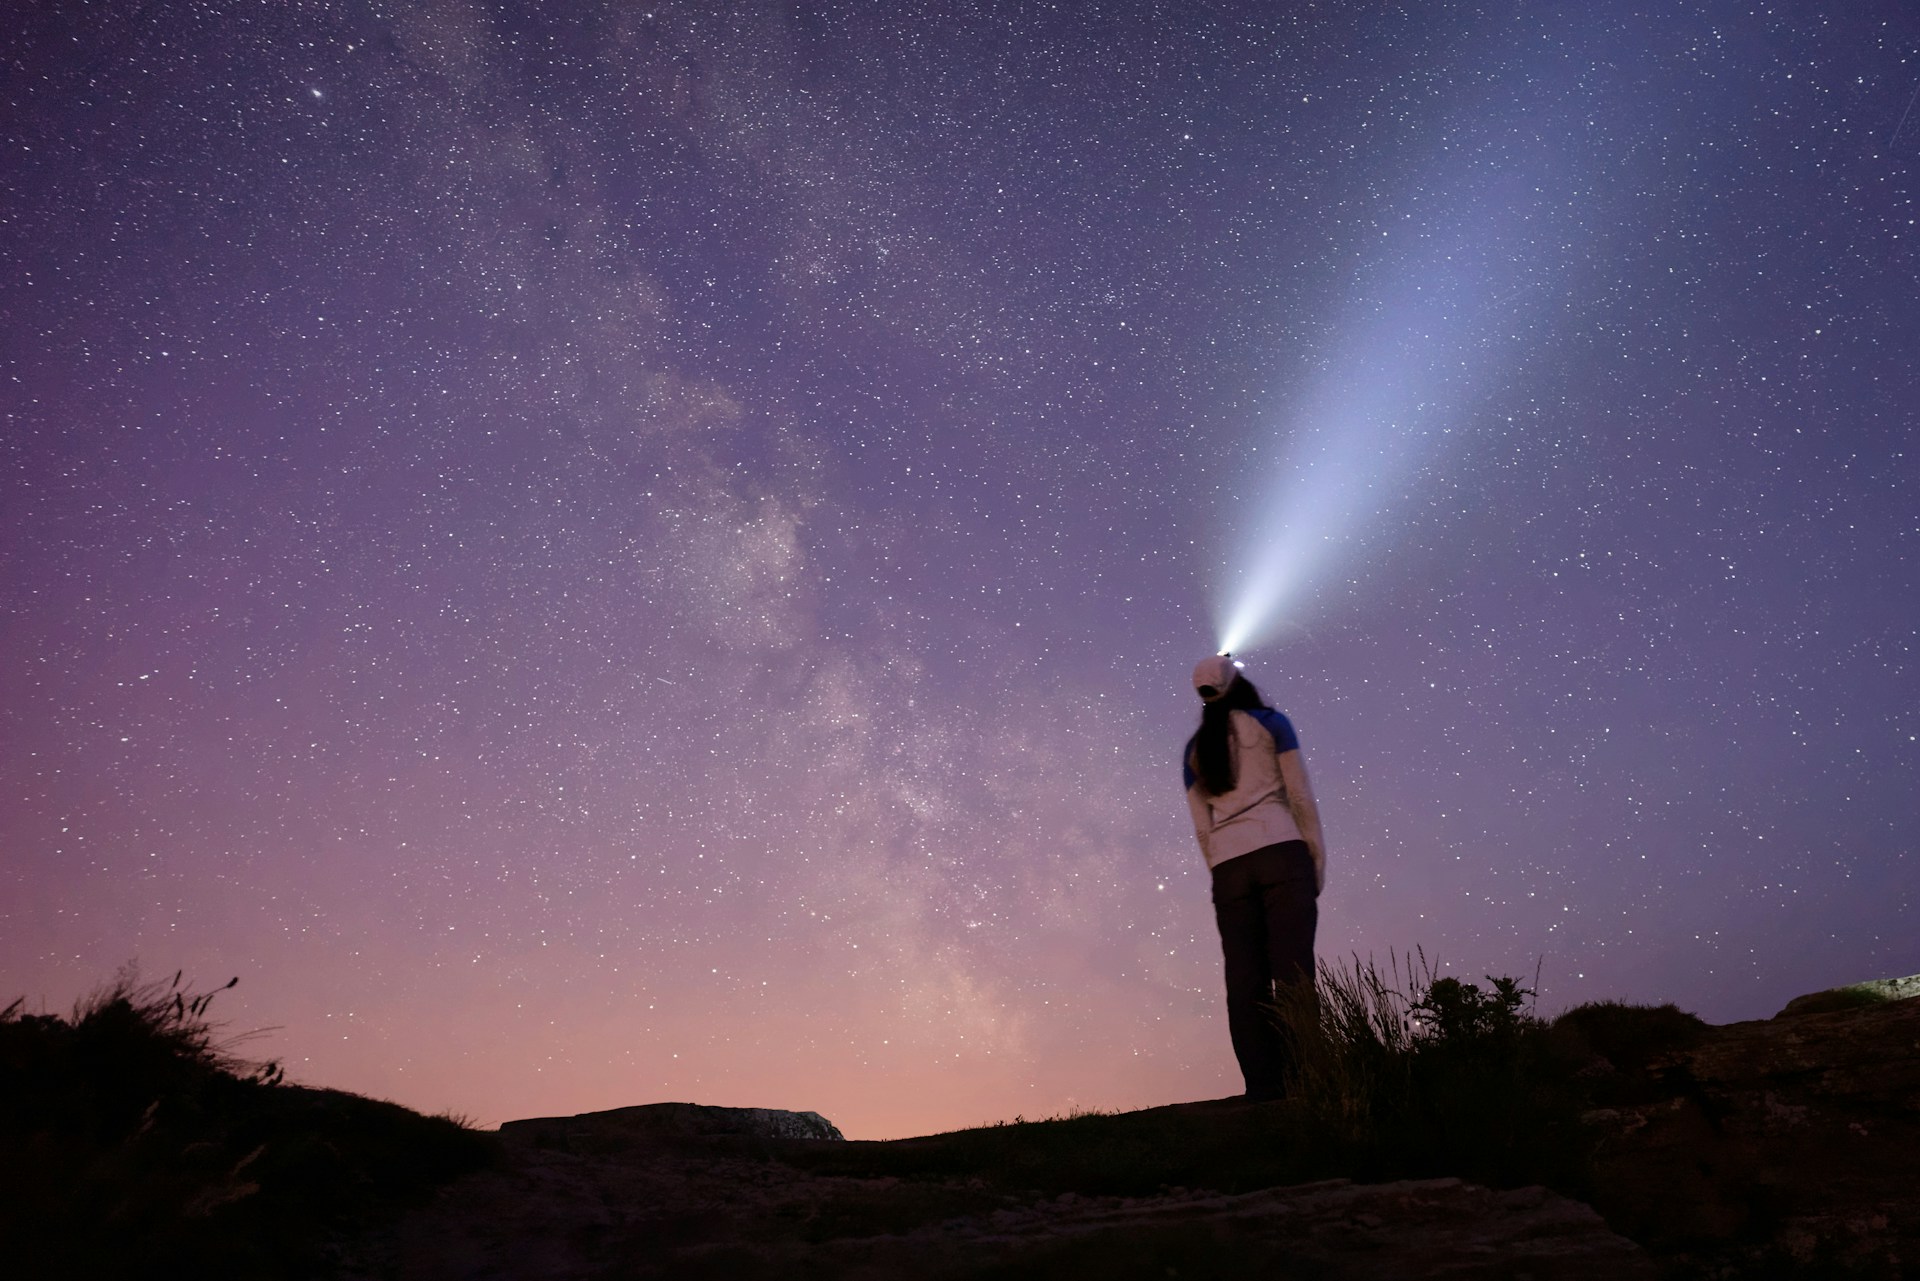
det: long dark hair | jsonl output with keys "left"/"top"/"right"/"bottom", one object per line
{"left": 1187, "top": 674, "right": 1269, "bottom": 796}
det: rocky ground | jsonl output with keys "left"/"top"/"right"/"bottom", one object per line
{"left": 345, "top": 981, "right": 1920, "bottom": 1280}
{"left": 1583, "top": 990, "right": 1920, "bottom": 1278}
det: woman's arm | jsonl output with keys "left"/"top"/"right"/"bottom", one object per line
{"left": 1185, "top": 785, "right": 1214, "bottom": 863}
{"left": 1278, "top": 748, "right": 1325, "bottom": 890}
{"left": 1183, "top": 751, "right": 1214, "bottom": 863}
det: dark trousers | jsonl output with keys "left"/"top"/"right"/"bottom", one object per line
{"left": 1211, "top": 840, "right": 1318, "bottom": 1098}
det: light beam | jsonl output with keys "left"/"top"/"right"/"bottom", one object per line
{"left": 1215, "top": 147, "right": 1580, "bottom": 655}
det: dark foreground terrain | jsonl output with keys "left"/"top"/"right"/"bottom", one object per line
{"left": 359, "top": 979, "right": 1919, "bottom": 1280}
{"left": 5, "top": 974, "right": 1916, "bottom": 1278}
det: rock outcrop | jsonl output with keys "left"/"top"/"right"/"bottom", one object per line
{"left": 674, "top": 1176, "right": 1654, "bottom": 1280}
{"left": 370, "top": 1153, "right": 1651, "bottom": 1280}
{"left": 1777, "top": 974, "right": 1920, "bottom": 1018}
{"left": 1583, "top": 980, "right": 1920, "bottom": 1277}
{"left": 502, "top": 1101, "right": 844, "bottom": 1147}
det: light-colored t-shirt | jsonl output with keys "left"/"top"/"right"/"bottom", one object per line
{"left": 1183, "top": 707, "right": 1308, "bottom": 873}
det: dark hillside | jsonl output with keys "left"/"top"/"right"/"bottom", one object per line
{"left": 0, "top": 971, "right": 494, "bottom": 1280}
{"left": 7, "top": 967, "right": 1916, "bottom": 1278}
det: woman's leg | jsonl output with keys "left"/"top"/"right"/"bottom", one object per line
{"left": 1212, "top": 850, "right": 1280, "bottom": 1096}
{"left": 1260, "top": 842, "right": 1320, "bottom": 1091}
{"left": 1261, "top": 841, "right": 1318, "bottom": 987}
{"left": 1214, "top": 843, "right": 1319, "bottom": 1098}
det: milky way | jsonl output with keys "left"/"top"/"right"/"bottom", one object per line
{"left": 4, "top": 2, "right": 1916, "bottom": 1138}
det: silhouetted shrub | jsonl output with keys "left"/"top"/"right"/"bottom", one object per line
{"left": 1545, "top": 1000, "right": 1710, "bottom": 1106}
{"left": 1276, "top": 952, "right": 1588, "bottom": 1190}
{"left": 1550, "top": 1000, "right": 1708, "bottom": 1070}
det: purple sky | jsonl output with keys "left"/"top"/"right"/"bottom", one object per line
{"left": 4, "top": 1, "right": 1916, "bottom": 1139}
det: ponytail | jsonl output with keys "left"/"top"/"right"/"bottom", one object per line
{"left": 1187, "top": 675, "right": 1269, "bottom": 795}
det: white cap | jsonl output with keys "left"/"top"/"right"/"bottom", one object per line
{"left": 1192, "top": 654, "right": 1242, "bottom": 702}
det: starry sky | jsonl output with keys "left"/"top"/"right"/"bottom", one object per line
{"left": 4, "top": 1, "right": 1916, "bottom": 1140}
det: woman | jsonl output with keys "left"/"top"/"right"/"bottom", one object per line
{"left": 1182, "top": 654, "right": 1326, "bottom": 1101}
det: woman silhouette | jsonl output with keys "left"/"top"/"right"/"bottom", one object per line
{"left": 1182, "top": 654, "right": 1326, "bottom": 1100}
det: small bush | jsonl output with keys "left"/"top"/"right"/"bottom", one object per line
{"left": 1411, "top": 973, "right": 1534, "bottom": 1043}
{"left": 1547, "top": 1001, "right": 1709, "bottom": 1104}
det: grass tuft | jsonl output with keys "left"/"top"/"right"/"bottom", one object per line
{"left": 1273, "top": 950, "right": 1588, "bottom": 1189}
{"left": 0, "top": 965, "right": 495, "bottom": 1279}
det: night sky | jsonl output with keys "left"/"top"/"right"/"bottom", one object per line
{"left": 4, "top": 1, "right": 1916, "bottom": 1140}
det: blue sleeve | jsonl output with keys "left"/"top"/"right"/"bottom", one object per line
{"left": 1248, "top": 708, "right": 1300, "bottom": 754}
